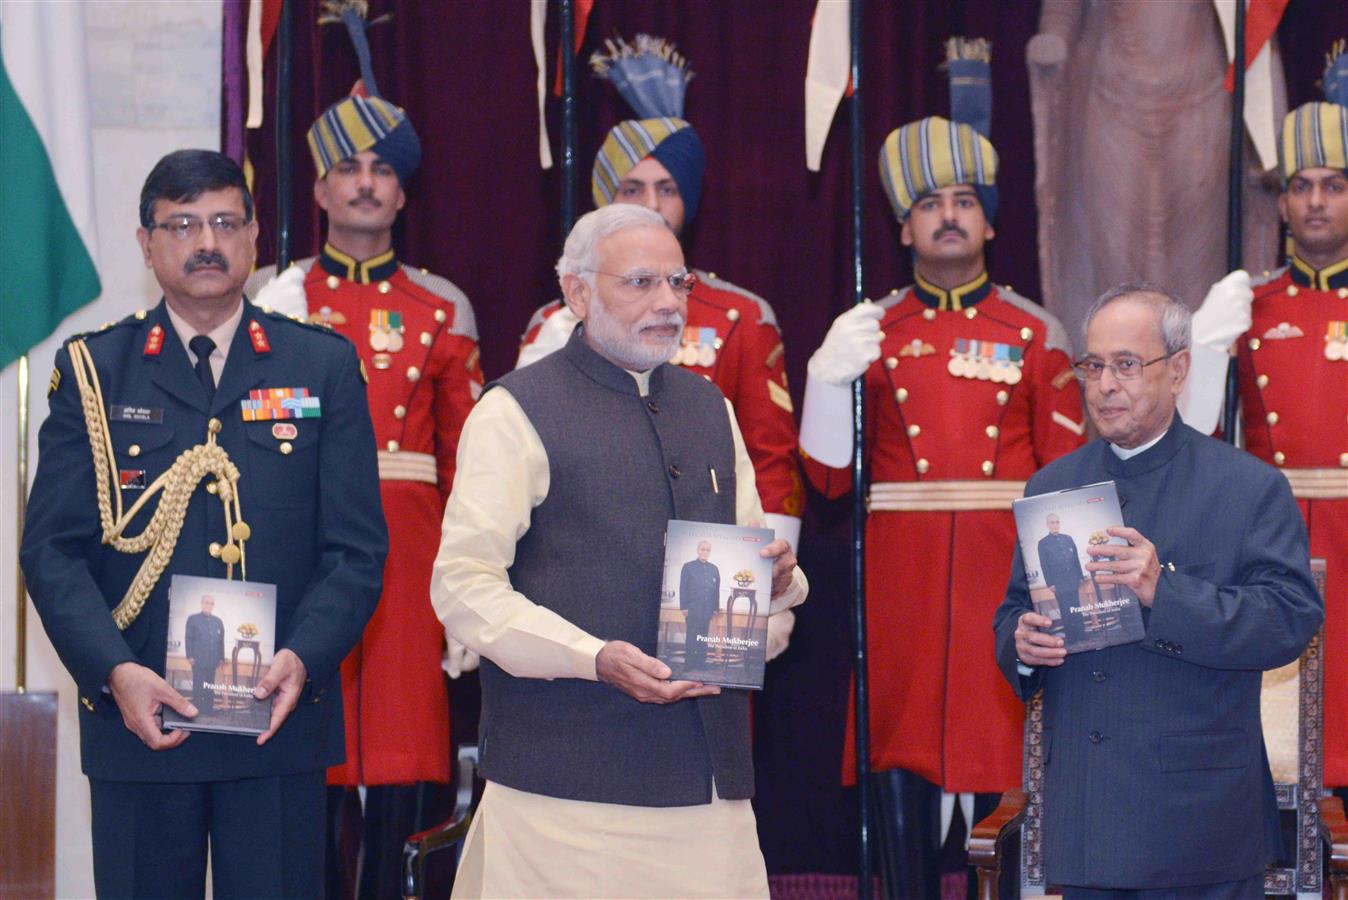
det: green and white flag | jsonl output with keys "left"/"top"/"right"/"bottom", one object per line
{"left": 0, "top": 2, "right": 101, "bottom": 368}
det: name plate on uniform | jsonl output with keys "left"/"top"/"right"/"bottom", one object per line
{"left": 110, "top": 404, "right": 164, "bottom": 424}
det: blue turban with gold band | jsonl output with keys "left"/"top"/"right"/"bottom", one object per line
{"left": 878, "top": 116, "right": 999, "bottom": 223}
{"left": 306, "top": 1, "right": 420, "bottom": 183}
{"left": 1277, "top": 40, "right": 1348, "bottom": 184}
{"left": 591, "top": 117, "right": 705, "bottom": 220}
{"left": 589, "top": 36, "right": 706, "bottom": 223}
{"left": 307, "top": 94, "right": 421, "bottom": 184}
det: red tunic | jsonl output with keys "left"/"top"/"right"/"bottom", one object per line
{"left": 1238, "top": 259, "right": 1348, "bottom": 786}
{"left": 520, "top": 270, "right": 804, "bottom": 519}
{"left": 803, "top": 277, "right": 1085, "bottom": 792}
{"left": 249, "top": 246, "right": 484, "bottom": 785}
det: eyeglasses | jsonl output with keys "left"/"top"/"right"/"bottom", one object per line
{"left": 585, "top": 268, "right": 698, "bottom": 296}
{"left": 148, "top": 213, "right": 250, "bottom": 241}
{"left": 1072, "top": 353, "right": 1174, "bottom": 382}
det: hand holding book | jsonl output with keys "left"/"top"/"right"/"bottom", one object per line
{"left": 1085, "top": 525, "right": 1162, "bottom": 607}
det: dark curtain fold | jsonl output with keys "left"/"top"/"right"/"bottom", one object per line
{"left": 239, "top": 0, "right": 1348, "bottom": 877}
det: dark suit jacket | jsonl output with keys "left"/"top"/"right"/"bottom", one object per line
{"left": 993, "top": 419, "right": 1322, "bottom": 889}
{"left": 679, "top": 558, "right": 721, "bottom": 616}
{"left": 184, "top": 611, "right": 225, "bottom": 670}
{"left": 22, "top": 299, "right": 387, "bottom": 783}
{"left": 1038, "top": 531, "right": 1083, "bottom": 598}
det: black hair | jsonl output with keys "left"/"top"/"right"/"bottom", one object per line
{"left": 139, "top": 149, "right": 254, "bottom": 228}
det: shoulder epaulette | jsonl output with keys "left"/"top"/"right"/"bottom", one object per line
{"left": 401, "top": 265, "right": 478, "bottom": 340}
{"left": 694, "top": 270, "right": 779, "bottom": 329}
{"left": 254, "top": 304, "right": 356, "bottom": 342}
{"left": 524, "top": 299, "right": 566, "bottom": 335}
{"left": 1251, "top": 265, "right": 1289, "bottom": 291}
{"left": 67, "top": 309, "right": 147, "bottom": 344}
{"left": 877, "top": 287, "right": 910, "bottom": 312}
{"left": 244, "top": 257, "right": 317, "bottom": 300}
{"left": 994, "top": 285, "right": 1074, "bottom": 357}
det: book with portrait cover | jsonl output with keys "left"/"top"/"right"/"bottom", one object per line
{"left": 1012, "top": 481, "right": 1145, "bottom": 653}
{"left": 162, "top": 574, "right": 277, "bottom": 735}
{"left": 656, "top": 519, "right": 775, "bottom": 689}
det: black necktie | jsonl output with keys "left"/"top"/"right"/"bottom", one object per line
{"left": 189, "top": 335, "right": 217, "bottom": 402}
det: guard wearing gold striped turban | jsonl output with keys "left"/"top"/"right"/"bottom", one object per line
{"left": 878, "top": 114, "right": 999, "bottom": 224}
{"left": 249, "top": 3, "right": 483, "bottom": 896}
{"left": 1236, "top": 43, "right": 1348, "bottom": 800}
{"left": 519, "top": 34, "right": 806, "bottom": 565}
{"left": 800, "top": 37, "right": 1086, "bottom": 899}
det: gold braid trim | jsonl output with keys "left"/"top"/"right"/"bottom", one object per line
{"left": 68, "top": 339, "right": 250, "bottom": 630}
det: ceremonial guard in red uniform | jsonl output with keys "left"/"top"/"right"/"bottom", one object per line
{"left": 516, "top": 37, "right": 803, "bottom": 598}
{"left": 1230, "top": 89, "right": 1347, "bottom": 792}
{"left": 799, "top": 110, "right": 1085, "bottom": 895}
{"left": 247, "top": 17, "right": 482, "bottom": 895}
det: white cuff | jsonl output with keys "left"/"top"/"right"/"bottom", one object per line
{"left": 1176, "top": 343, "right": 1232, "bottom": 436}
{"left": 764, "top": 513, "right": 802, "bottom": 555}
{"left": 799, "top": 374, "right": 855, "bottom": 468}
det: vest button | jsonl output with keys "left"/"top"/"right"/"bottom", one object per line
{"left": 1092, "top": 670, "right": 1107, "bottom": 683}
{"left": 668, "top": 464, "right": 682, "bottom": 478}
{"left": 646, "top": 400, "right": 660, "bottom": 414}
{"left": 1089, "top": 730, "right": 1104, "bottom": 744}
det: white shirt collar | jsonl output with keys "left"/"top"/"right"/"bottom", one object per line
{"left": 1109, "top": 428, "right": 1166, "bottom": 460}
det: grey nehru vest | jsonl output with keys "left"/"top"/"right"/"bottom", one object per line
{"left": 480, "top": 327, "right": 751, "bottom": 806}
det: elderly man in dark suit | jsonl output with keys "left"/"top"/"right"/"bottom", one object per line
{"left": 184, "top": 594, "right": 226, "bottom": 710}
{"left": 994, "top": 284, "right": 1322, "bottom": 898}
{"left": 22, "top": 150, "right": 386, "bottom": 899}
{"left": 679, "top": 540, "right": 722, "bottom": 671}
{"left": 1038, "top": 513, "right": 1087, "bottom": 645}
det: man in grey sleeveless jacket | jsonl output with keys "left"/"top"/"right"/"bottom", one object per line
{"left": 431, "top": 205, "right": 807, "bottom": 898}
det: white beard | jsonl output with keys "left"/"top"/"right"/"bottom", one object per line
{"left": 584, "top": 297, "right": 684, "bottom": 372}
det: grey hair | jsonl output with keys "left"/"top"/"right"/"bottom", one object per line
{"left": 555, "top": 205, "right": 669, "bottom": 291}
{"left": 1082, "top": 282, "right": 1192, "bottom": 356}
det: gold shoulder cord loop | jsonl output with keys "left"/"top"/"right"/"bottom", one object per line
{"left": 68, "top": 339, "right": 250, "bottom": 630}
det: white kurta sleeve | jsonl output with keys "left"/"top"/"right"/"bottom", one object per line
{"left": 431, "top": 387, "right": 606, "bottom": 680}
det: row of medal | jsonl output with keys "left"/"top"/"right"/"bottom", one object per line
{"left": 669, "top": 325, "right": 720, "bottom": 368}
{"left": 946, "top": 338, "right": 1024, "bottom": 384}
{"left": 1326, "top": 321, "right": 1347, "bottom": 361}
{"left": 369, "top": 309, "right": 404, "bottom": 370}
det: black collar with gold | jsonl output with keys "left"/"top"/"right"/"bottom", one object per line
{"left": 318, "top": 243, "right": 399, "bottom": 285}
{"left": 912, "top": 270, "right": 992, "bottom": 310}
{"left": 1288, "top": 254, "right": 1348, "bottom": 291}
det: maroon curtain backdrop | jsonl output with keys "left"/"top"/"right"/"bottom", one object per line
{"left": 241, "top": 0, "right": 1348, "bottom": 877}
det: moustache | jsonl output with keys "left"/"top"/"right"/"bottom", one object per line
{"left": 349, "top": 191, "right": 381, "bottom": 207}
{"left": 184, "top": 251, "right": 229, "bottom": 274}
{"left": 933, "top": 224, "right": 968, "bottom": 240}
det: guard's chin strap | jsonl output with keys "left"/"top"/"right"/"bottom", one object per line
{"left": 69, "top": 338, "right": 250, "bottom": 630}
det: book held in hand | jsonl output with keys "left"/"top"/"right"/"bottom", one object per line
{"left": 656, "top": 519, "right": 775, "bottom": 689}
{"left": 1012, "top": 481, "right": 1145, "bottom": 653}
{"left": 162, "top": 574, "right": 277, "bottom": 735}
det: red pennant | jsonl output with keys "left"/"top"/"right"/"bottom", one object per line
{"left": 552, "top": 0, "right": 595, "bottom": 97}
{"left": 1223, "top": 0, "right": 1290, "bottom": 93}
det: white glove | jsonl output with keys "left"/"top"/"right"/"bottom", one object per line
{"left": 766, "top": 609, "right": 796, "bottom": 662}
{"left": 807, "top": 302, "right": 884, "bottom": 385}
{"left": 1191, "top": 269, "right": 1252, "bottom": 350}
{"left": 441, "top": 634, "right": 480, "bottom": 679}
{"left": 799, "top": 302, "right": 883, "bottom": 467}
{"left": 252, "top": 264, "right": 309, "bottom": 319}
{"left": 1177, "top": 270, "right": 1251, "bottom": 436}
{"left": 516, "top": 305, "right": 581, "bottom": 369}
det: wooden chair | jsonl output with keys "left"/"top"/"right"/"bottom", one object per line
{"left": 401, "top": 744, "right": 480, "bottom": 900}
{"left": 971, "top": 559, "right": 1348, "bottom": 899}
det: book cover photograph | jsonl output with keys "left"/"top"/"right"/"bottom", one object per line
{"left": 162, "top": 574, "right": 277, "bottom": 735}
{"left": 1012, "top": 481, "right": 1146, "bottom": 653}
{"left": 657, "top": 520, "right": 775, "bottom": 690}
